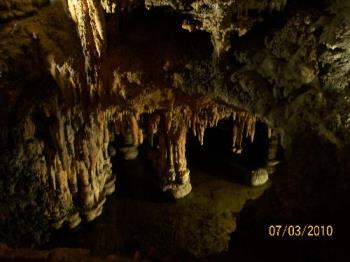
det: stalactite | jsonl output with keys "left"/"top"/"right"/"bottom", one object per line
{"left": 231, "top": 112, "right": 257, "bottom": 154}
{"left": 198, "top": 124, "right": 205, "bottom": 145}
{"left": 65, "top": 0, "right": 107, "bottom": 83}
{"left": 147, "top": 114, "right": 160, "bottom": 147}
{"left": 249, "top": 116, "right": 256, "bottom": 143}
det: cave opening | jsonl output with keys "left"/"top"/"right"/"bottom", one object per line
{"left": 108, "top": 130, "right": 167, "bottom": 203}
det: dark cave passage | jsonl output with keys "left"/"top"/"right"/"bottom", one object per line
{"left": 107, "top": 114, "right": 277, "bottom": 193}
{"left": 187, "top": 119, "right": 272, "bottom": 179}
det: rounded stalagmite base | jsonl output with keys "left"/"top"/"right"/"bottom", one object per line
{"left": 250, "top": 168, "right": 269, "bottom": 186}
{"left": 160, "top": 169, "right": 192, "bottom": 199}
{"left": 85, "top": 197, "right": 106, "bottom": 222}
{"left": 162, "top": 180, "right": 192, "bottom": 199}
{"left": 67, "top": 212, "right": 82, "bottom": 229}
{"left": 119, "top": 145, "right": 139, "bottom": 160}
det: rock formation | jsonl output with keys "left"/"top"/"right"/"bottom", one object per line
{"left": 1, "top": 0, "right": 350, "bottom": 251}
{"left": 0, "top": 0, "right": 49, "bottom": 21}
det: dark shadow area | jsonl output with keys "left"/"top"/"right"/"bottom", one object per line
{"left": 106, "top": 6, "right": 213, "bottom": 62}
{"left": 112, "top": 151, "right": 170, "bottom": 203}
{"left": 212, "top": 130, "right": 350, "bottom": 261}
{"left": 187, "top": 119, "right": 270, "bottom": 184}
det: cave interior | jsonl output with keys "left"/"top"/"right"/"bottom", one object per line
{"left": 0, "top": 0, "right": 350, "bottom": 260}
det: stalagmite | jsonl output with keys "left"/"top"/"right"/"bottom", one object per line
{"left": 266, "top": 128, "right": 281, "bottom": 174}
{"left": 147, "top": 114, "right": 160, "bottom": 147}
{"left": 248, "top": 126, "right": 281, "bottom": 186}
{"left": 232, "top": 114, "right": 244, "bottom": 154}
{"left": 130, "top": 115, "right": 140, "bottom": 146}
{"left": 147, "top": 109, "right": 192, "bottom": 199}
{"left": 41, "top": 103, "right": 117, "bottom": 228}
{"left": 250, "top": 168, "right": 269, "bottom": 186}
{"left": 119, "top": 131, "right": 139, "bottom": 160}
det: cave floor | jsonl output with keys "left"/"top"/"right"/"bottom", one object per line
{"left": 49, "top": 149, "right": 269, "bottom": 259}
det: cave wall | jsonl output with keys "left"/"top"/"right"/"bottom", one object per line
{"left": 0, "top": 0, "right": 49, "bottom": 22}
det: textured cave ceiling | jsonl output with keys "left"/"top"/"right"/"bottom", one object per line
{"left": 0, "top": 0, "right": 350, "bottom": 257}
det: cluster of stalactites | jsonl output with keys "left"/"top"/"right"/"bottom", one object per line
{"left": 64, "top": 0, "right": 110, "bottom": 83}
{"left": 109, "top": 111, "right": 144, "bottom": 146}
{"left": 65, "top": 0, "right": 106, "bottom": 57}
{"left": 108, "top": 104, "right": 258, "bottom": 156}
{"left": 44, "top": 101, "right": 116, "bottom": 229}
{"left": 64, "top": 0, "right": 142, "bottom": 83}
{"left": 190, "top": 104, "right": 235, "bottom": 145}
{"left": 232, "top": 112, "right": 257, "bottom": 154}
{"left": 177, "top": 0, "right": 288, "bottom": 57}
{"left": 40, "top": 103, "right": 154, "bottom": 229}
{"left": 142, "top": 104, "right": 239, "bottom": 147}
{"left": 143, "top": 104, "right": 258, "bottom": 177}
{"left": 64, "top": 0, "right": 288, "bottom": 72}
{"left": 39, "top": 90, "right": 260, "bottom": 226}
{"left": 183, "top": 104, "right": 257, "bottom": 152}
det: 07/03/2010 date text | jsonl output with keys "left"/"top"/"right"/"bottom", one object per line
{"left": 268, "top": 225, "right": 334, "bottom": 238}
